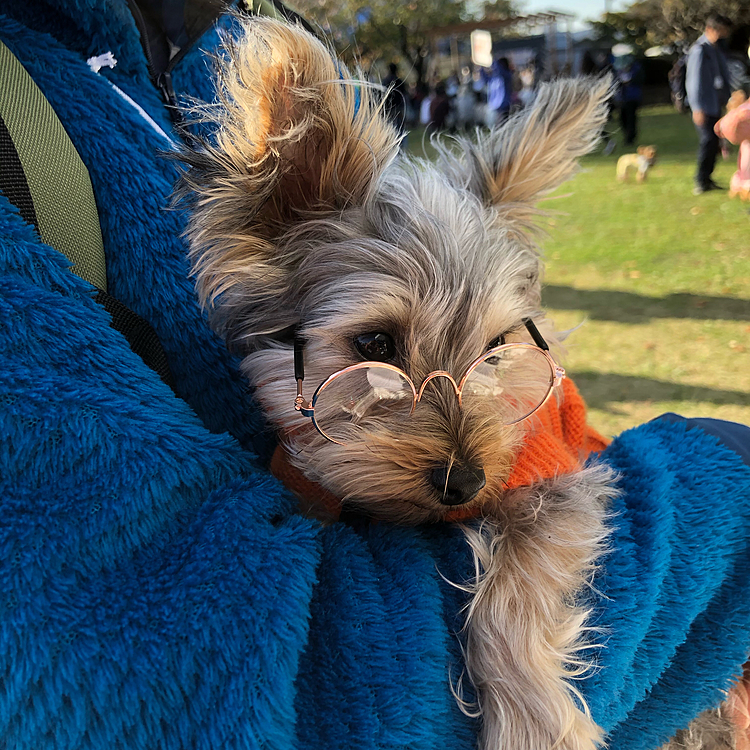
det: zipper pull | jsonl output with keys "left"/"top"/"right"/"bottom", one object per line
{"left": 156, "top": 70, "right": 183, "bottom": 124}
{"left": 156, "top": 70, "right": 176, "bottom": 107}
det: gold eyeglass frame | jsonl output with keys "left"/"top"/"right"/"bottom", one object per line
{"left": 293, "top": 318, "right": 565, "bottom": 446}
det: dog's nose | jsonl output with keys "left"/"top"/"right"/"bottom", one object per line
{"left": 431, "top": 463, "right": 486, "bottom": 506}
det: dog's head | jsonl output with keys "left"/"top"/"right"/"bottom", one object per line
{"left": 637, "top": 145, "right": 657, "bottom": 164}
{"left": 179, "top": 17, "right": 610, "bottom": 523}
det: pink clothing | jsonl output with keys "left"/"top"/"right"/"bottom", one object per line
{"left": 730, "top": 141, "right": 750, "bottom": 196}
{"left": 716, "top": 102, "right": 750, "bottom": 198}
{"left": 716, "top": 101, "right": 750, "bottom": 143}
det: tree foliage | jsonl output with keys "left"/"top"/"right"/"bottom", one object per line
{"left": 591, "top": 0, "right": 750, "bottom": 53}
{"left": 590, "top": 0, "right": 669, "bottom": 53}
{"left": 291, "top": 0, "right": 516, "bottom": 84}
{"left": 662, "top": 0, "right": 750, "bottom": 46}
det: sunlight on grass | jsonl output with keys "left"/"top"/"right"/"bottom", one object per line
{"left": 410, "top": 106, "right": 750, "bottom": 437}
{"left": 540, "top": 105, "right": 750, "bottom": 436}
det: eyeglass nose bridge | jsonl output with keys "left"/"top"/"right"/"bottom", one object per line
{"left": 416, "top": 371, "right": 461, "bottom": 402}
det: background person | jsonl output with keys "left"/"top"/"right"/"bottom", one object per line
{"left": 686, "top": 13, "right": 733, "bottom": 194}
{"left": 714, "top": 90, "right": 750, "bottom": 202}
{"left": 428, "top": 81, "right": 452, "bottom": 131}
{"left": 485, "top": 56, "right": 512, "bottom": 125}
{"left": 612, "top": 45, "right": 644, "bottom": 147}
{"left": 382, "top": 61, "right": 406, "bottom": 132}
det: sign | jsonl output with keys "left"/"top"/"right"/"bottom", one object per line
{"left": 471, "top": 30, "right": 493, "bottom": 68}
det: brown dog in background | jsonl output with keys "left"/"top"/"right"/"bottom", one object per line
{"left": 617, "top": 145, "right": 657, "bottom": 182}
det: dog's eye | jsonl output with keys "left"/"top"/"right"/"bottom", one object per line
{"left": 354, "top": 332, "right": 396, "bottom": 362}
{"left": 487, "top": 334, "right": 506, "bottom": 350}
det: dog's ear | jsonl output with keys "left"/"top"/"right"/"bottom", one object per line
{"left": 439, "top": 76, "right": 612, "bottom": 227}
{"left": 637, "top": 146, "right": 646, "bottom": 155}
{"left": 178, "top": 16, "right": 400, "bottom": 343}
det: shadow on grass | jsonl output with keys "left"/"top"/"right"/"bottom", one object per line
{"left": 590, "top": 107, "right": 700, "bottom": 160}
{"left": 571, "top": 370, "right": 750, "bottom": 411}
{"left": 543, "top": 285, "right": 750, "bottom": 322}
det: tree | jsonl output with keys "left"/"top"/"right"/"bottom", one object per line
{"left": 590, "top": 0, "right": 670, "bottom": 53}
{"left": 292, "top": 0, "right": 516, "bottom": 85}
{"left": 663, "top": 0, "right": 750, "bottom": 47}
{"left": 591, "top": 0, "right": 750, "bottom": 52}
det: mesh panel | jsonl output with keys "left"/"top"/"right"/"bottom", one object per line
{"left": 0, "top": 40, "right": 107, "bottom": 291}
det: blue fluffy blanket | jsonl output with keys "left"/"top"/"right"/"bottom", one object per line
{"left": 1, "top": 3, "right": 749, "bottom": 748}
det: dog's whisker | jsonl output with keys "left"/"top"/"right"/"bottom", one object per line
{"left": 442, "top": 451, "right": 457, "bottom": 501}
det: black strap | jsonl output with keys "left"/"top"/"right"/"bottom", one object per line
{"left": 95, "top": 290, "right": 176, "bottom": 391}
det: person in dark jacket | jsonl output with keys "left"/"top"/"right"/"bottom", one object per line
{"left": 485, "top": 56, "right": 512, "bottom": 124}
{"left": 580, "top": 50, "right": 599, "bottom": 76}
{"left": 686, "top": 13, "right": 733, "bottom": 194}
{"left": 429, "top": 81, "right": 452, "bottom": 130}
{"left": 613, "top": 48, "right": 644, "bottom": 146}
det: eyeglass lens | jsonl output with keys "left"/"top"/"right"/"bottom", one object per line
{"left": 312, "top": 365, "right": 414, "bottom": 444}
{"left": 311, "top": 345, "right": 554, "bottom": 444}
{"left": 461, "top": 346, "right": 554, "bottom": 424}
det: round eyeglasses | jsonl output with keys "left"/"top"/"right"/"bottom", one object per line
{"left": 293, "top": 318, "right": 565, "bottom": 446}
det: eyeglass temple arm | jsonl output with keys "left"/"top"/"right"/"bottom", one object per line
{"left": 524, "top": 318, "right": 566, "bottom": 384}
{"left": 523, "top": 317, "right": 549, "bottom": 351}
{"left": 293, "top": 337, "right": 314, "bottom": 416}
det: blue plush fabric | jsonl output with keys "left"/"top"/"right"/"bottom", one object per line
{"left": 589, "top": 419, "right": 750, "bottom": 748}
{"left": 1, "top": 3, "right": 749, "bottom": 748}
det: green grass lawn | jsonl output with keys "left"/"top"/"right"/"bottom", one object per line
{"left": 409, "top": 106, "right": 750, "bottom": 438}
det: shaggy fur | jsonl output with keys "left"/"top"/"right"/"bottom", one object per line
{"left": 177, "top": 16, "right": 610, "bottom": 524}
{"left": 457, "top": 464, "right": 615, "bottom": 750}
{"left": 177, "top": 16, "right": 735, "bottom": 750}
{"left": 661, "top": 709, "right": 737, "bottom": 750}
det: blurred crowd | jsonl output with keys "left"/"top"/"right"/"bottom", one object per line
{"left": 382, "top": 59, "right": 542, "bottom": 134}
{"left": 381, "top": 50, "right": 637, "bottom": 139}
{"left": 381, "top": 35, "right": 750, "bottom": 146}
{"left": 380, "top": 13, "right": 750, "bottom": 200}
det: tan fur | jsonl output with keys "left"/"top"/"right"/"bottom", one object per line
{"left": 459, "top": 465, "right": 616, "bottom": 750}
{"left": 617, "top": 145, "right": 657, "bottom": 183}
{"left": 177, "top": 16, "right": 401, "bottom": 342}
{"left": 727, "top": 90, "right": 748, "bottom": 111}
{"left": 435, "top": 81, "right": 612, "bottom": 238}
{"left": 178, "top": 16, "right": 633, "bottom": 749}
{"left": 660, "top": 707, "right": 737, "bottom": 750}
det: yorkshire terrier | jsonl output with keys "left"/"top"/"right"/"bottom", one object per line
{"left": 177, "top": 17, "right": 732, "bottom": 750}
{"left": 616, "top": 144, "right": 657, "bottom": 182}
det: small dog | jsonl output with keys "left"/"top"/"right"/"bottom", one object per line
{"left": 616, "top": 145, "right": 657, "bottom": 182}
{"left": 178, "top": 18, "right": 731, "bottom": 750}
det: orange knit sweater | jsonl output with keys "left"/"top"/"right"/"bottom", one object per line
{"left": 271, "top": 376, "right": 609, "bottom": 522}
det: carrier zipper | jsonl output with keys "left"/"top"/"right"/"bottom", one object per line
{"left": 126, "top": 0, "right": 220, "bottom": 124}
{"left": 126, "top": 0, "right": 158, "bottom": 81}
